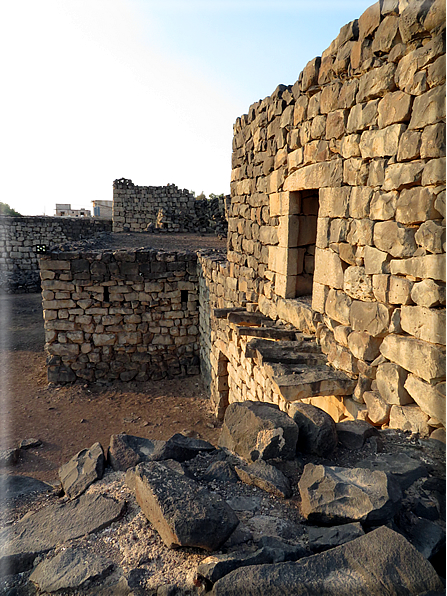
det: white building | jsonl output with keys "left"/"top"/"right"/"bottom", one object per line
{"left": 92, "top": 200, "right": 113, "bottom": 220}
{"left": 55, "top": 204, "right": 91, "bottom": 217}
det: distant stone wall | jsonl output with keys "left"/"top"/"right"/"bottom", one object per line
{"left": 0, "top": 216, "right": 111, "bottom": 293}
{"left": 112, "top": 179, "right": 228, "bottom": 235}
{"left": 39, "top": 248, "right": 200, "bottom": 383}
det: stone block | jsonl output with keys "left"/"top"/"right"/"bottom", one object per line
{"left": 287, "top": 147, "right": 304, "bottom": 172}
{"left": 376, "top": 362, "right": 413, "bottom": 405}
{"left": 421, "top": 123, "right": 446, "bottom": 159}
{"left": 334, "top": 325, "right": 351, "bottom": 347}
{"left": 423, "top": 0, "right": 446, "bottom": 32}
{"left": 347, "top": 100, "right": 379, "bottom": 133}
{"left": 339, "top": 243, "right": 356, "bottom": 266}
{"left": 330, "top": 219, "right": 350, "bottom": 244}
{"left": 388, "top": 275, "right": 413, "bottom": 304}
{"left": 348, "top": 331, "right": 382, "bottom": 361}
{"left": 369, "top": 190, "right": 397, "bottom": 220}
{"left": 408, "top": 85, "right": 446, "bottom": 130}
{"left": 319, "top": 187, "right": 350, "bottom": 218}
{"left": 316, "top": 217, "right": 330, "bottom": 249}
{"left": 373, "top": 221, "right": 417, "bottom": 258}
{"left": 268, "top": 246, "right": 305, "bottom": 276}
{"left": 404, "top": 375, "right": 446, "bottom": 425}
{"left": 340, "top": 134, "right": 361, "bottom": 158}
{"left": 378, "top": 92, "right": 412, "bottom": 129}
{"left": 325, "top": 288, "right": 352, "bottom": 326}
{"left": 350, "top": 301, "right": 392, "bottom": 337}
{"left": 399, "top": 0, "right": 432, "bottom": 43}
{"left": 434, "top": 190, "right": 446, "bottom": 218}
{"left": 284, "top": 159, "right": 343, "bottom": 191}
{"left": 390, "top": 254, "right": 446, "bottom": 282}
{"left": 389, "top": 405, "right": 430, "bottom": 437}
{"left": 312, "top": 282, "right": 329, "bottom": 314}
{"left": 301, "top": 57, "right": 321, "bottom": 91}
{"left": 288, "top": 402, "right": 338, "bottom": 457}
{"left": 372, "top": 14, "right": 400, "bottom": 55}
{"left": 364, "top": 390, "right": 391, "bottom": 425}
{"left": 382, "top": 161, "right": 424, "bottom": 190}
{"left": 48, "top": 343, "right": 80, "bottom": 357}
{"left": 380, "top": 334, "right": 446, "bottom": 382}
{"left": 401, "top": 305, "right": 446, "bottom": 345}
{"left": 314, "top": 248, "right": 345, "bottom": 289}
{"left": 293, "top": 95, "right": 308, "bottom": 125}
{"left": 411, "top": 279, "right": 446, "bottom": 307}
{"left": 397, "top": 130, "right": 422, "bottom": 161}
{"left": 269, "top": 191, "right": 301, "bottom": 217}
{"left": 372, "top": 274, "right": 390, "bottom": 303}
{"left": 349, "top": 186, "right": 373, "bottom": 218}
{"left": 325, "top": 110, "right": 348, "bottom": 139}
{"left": 344, "top": 266, "right": 374, "bottom": 301}
{"left": 364, "top": 246, "right": 389, "bottom": 275}
{"left": 357, "top": 63, "right": 396, "bottom": 103}
{"left": 343, "top": 157, "right": 369, "bottom": 186}
{"left": 359, "top": 123, "right": 406, "bottom": 158}
{"left": 346, "top": 219, "right": 374, "bottom": 247}
{"left": 415, "top": 220, "right": 445, "bottom": 254}
{"left": 320, "top": 81, "right": 342, "bottom": 114}
{"left": 368, "top": 159, "right": 386, "bottom": 186}
{"left": 422, "top": 157, "right": 446, "bottom": 186}
{"left": 358, "top": 1, "right": 381, "bottom": 40}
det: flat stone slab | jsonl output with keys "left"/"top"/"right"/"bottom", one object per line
{"left": 197, "top": 547, "right": 281, "bottom": 585}
{"left": 307, "top": 522, "right": 365, "bottom": 553}
{"left": 228, "top": 311, "right": 274, "bottom": 326}
{"left": 0, "top": 474, "right": 52, "bottom": 504}
{"left": 59, "top": 442, "right": 105, "bottom": 499}
{"left": 356, "top": 453, "right": 428, "bottom": 491}
{"left": 218, "top": 401, "right": 298, "bottom": 462}
{"left": 298, "top": 463, "right": 402, "bottom": 525}
{"left": 134, "top": 462, "right": 239, "bottom": 551}
{"left": 212, "top": 526, "right": 445, "bottom": 595}
{"left": 108, "top": 434, "right": 165, "bottom": 471}
{"left": 236, "top": 326, "right": 297, "bottom": 341}
{"left": 245, "top": 339, "right": 322, "bottom": 363}
{"left": 336, "top": 420, "right": 379, "bottom": 450}
{"left": 29, "top": 547, "right": 114, "bottom": 592}
{"left": 235, "top": 460, "right": 292, "bottom": 498}
{"left": 0, "top": 493, "right": 124, "bottom": 576}
{"left": 268, "top": 363, "right": 357, "bottom": 401}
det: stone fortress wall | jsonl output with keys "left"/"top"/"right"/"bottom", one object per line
{"left": 39, "top": 0, "right": 446, "bottom": 438}
{"left": 0, "top": 216, "right": 111, "bottom": 293}
{"left": 112, "top": 178, "right": 228, "bottom": 235}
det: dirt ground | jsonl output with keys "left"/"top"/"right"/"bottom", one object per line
{"left": 0, "top": 234, "right": 228, "bottom": 484}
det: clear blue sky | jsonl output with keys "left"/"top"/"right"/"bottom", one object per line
{"left": 2, "top": 0, "right": 374, "bottom": 215}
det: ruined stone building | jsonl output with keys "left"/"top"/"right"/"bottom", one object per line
{"left": 37, "top": 0, "right": 445, "bottom": 437}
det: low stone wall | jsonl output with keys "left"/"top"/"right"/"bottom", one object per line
{"left": 0, "top": 216, "right": 111, "bottom": 293}
{"left": 39, "top": 248, "right": 200, "bottom": 383}
{"left": 112, "top": 179, "right": 228, "bottom": 235}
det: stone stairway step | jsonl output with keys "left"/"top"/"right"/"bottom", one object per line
{"left": 245, "top": 338, "right": 321, "bottom": 362}
{"left": 236, "top": 327, "right": 298, "bottom": 341}
{"left": 266, "top": 363, "right": 357, "bottom": 401}
{"left": 213, "top": 307, "right": 245, "bottom": 319}
{"left": 228, "top": 311, "right": 274, "bottom": 327}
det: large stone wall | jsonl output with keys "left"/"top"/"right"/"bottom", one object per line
{"left": 112, "top": 179, "right": 228, "bottom": 235}
{"left": 0, "top": 216, "right": 111, "bottom": 293}
{"left": 202, "top": 0, "right": 446, "bottom": 433}
{"left": 39, "top": 248, "right": 200, "bottom": 384}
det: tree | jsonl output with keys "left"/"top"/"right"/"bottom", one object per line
{"left": 195, "top": 191, "right": 207, "bottom": 201}
{"left": 209, "top": 193, "right": 226, "bottom": 201}
{"left": 0, "top": 202, "right": 21, "bottom": 216}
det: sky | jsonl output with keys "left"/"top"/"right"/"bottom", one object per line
{"left": 2, "top": 0, "right": 375, "bottom": 216}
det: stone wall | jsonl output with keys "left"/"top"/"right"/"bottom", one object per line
{"left": 112, "top": 179, "right": 228, "bottom": 235}
{"left": 0, "top": 216, "right": 111, "bottom": 293}
{"left": 39, "top": 248, "right": 200, "bottom": 384}
{"left": 201, "top": 0, "right": 446, "bottom": 433}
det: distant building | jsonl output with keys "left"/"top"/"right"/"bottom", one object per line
{"left": 55, "top": 204, "right": 91, "bottom": 217}
{"left": 92, "top": 200, "right": 113, "bottom": 220}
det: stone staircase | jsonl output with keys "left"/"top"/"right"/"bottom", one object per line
{"left": 218, "top": 309, "right": 356, "bottom": 404}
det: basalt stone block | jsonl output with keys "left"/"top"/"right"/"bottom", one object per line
{"left": 108, "top": 434, "right": 164, "bottom": 472}
{"left": 356, "top": 453, "right": 427, "bottom": 491}
{"left": 212, "top": 526, "right": 445, "bottom": 596}
{"left": 149, "top": 433, "right": 216, "bottom": 462}
{"left": 219, "top": 401, "right": 299, "bottom": 462}
{"left": 298, "top": 463, "right": 402, "bottom": 525}
{"left": 288, "top": 402, "right": 337, "bottom": 457}
{"left": 134, "top": 462, "right": 239, "bottom": 551}
{"left": 307, "top": 522, "right": 364, "bottom": 553}
{"left": 235, "top": 460, "right": 292, "bottom": 499}
{"left": 336, "top": 420, "right": 379, "bottom": 450}
{"left": 59, "top": 442, "right": 105, "bottom": 499}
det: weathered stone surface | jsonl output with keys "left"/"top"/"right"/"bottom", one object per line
{"left": 390, "top": 254, "right": 446, "bottom": 281}
{"left": 376, "top": 362, "right": 413, "bottom": 405}
{"left": 397, "top": 129, "right": 422, "bottom": 161}
{"left": 373, "top": 220, "right": 417, "bottom": 257}
{"left": 396, "top": 187, "right": 439, "bottom": 224}
{"left": 421, "top": 122, "right": 446, "bottom": 159}
{"left": 134, "top": 462, "right": 239, "bottom": 551}
{"left": 380, "top": 334, "right": 446, "bottom": 383}
{"left": 149, "top": 433, "right": 216, "bottom": 463}
{"left": 389, "top": 405, "right": 430, "bottom": 436}
{"left": 363, "top": 245, "right": 389, "bottom": 275}
{"left": 0, "top": 475, "right": 51, "bottom": 505}
{"left": 401, "top": 515, "right": 446, "bottom": 562}
{"left": 350, "top": 301, "right": 392, "bottom": 337}
{"left": 197, "top": 547, "right": 283, "bottom": 585}
{"left": 409, "top": 85, "right": 446, "bottom": 130}
{"left": 358, "top": 1, "right": 381, "bottom": 40}
{"left": 347, "top": 100, "right": 379, "bottom": 133}
{"left": 411, "top": 278, "right": 446, "bottom": 307}
{"left": 382, "top": 161, "right": 425, "bottom": 191}
{"left": 284, "top": 159, "right": 343, "bottom": 191}
{"left": 359, "top": 123, "right": 406, "bottom": 158}
{"left": 344, "top": 266, "right": 374, "bottom": 301}
{"left": 357, "top": 63, "right": 396, "bottom": 103}
{"left": 218, "top": 401, "right": 299, "bottom": 462}
{"left": 336, "top": 420, "right": 379, "bottom": 450}
{"left": 307, "top": 522, "right": 364, "bottom": 553}
{"left": 108, "top": 434, "right": 164, "bottom": 471}
{"left": 212, "top": 526, "right": 444, "bottom": 596}
{"left": 29, "top": 547, "right": 114, "bottom": 593}
{"left": 347, "top": 331, "right": 382, "bottom": 362}
{"left": 288, "top": 402, "right": 337, "bottom": 457}
{"left": 202, "top": 461, "right": 238, "bottom": 483}
{"left": 0, "top": 493, "right": 124, "bottom": 575}
{"left": 235, "top": 460, "right": 292, "bottom": 499}
{"left": 314, "top": 248, "right": 344, "bottom": 289}
{"left": 299, "top": 463, "right": 401, "bottom": 524}
{"left": 415, "top": 220, "right": 446, "bottom": 254}
{"left": 325, "top": 288, "right": 352, "bottom": 325}
{"left": 399, "top": 0, "right": 432, "bottom": 43}
{"left": 369, "top": 190, "right": 397, "bottom": 220}
{"left": 404, "top": 374, "right": 446, "bottom": 425}
{"left": 356, "top": 453, "right": 428, "bottom": 491}
{"left": 422, "top": 157, "right": 446, "bottom": 186}
{"left": 318, "top": 187, "right": 350, "bottom": 217}
{"left": 401, "top": 305, "right": 446, "bottom": 345}
{"left": 59, "top": 442, "right": 105, "bottom": 499}
{"left": 363, "top": 390, "right": 391, "bottom": 425}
